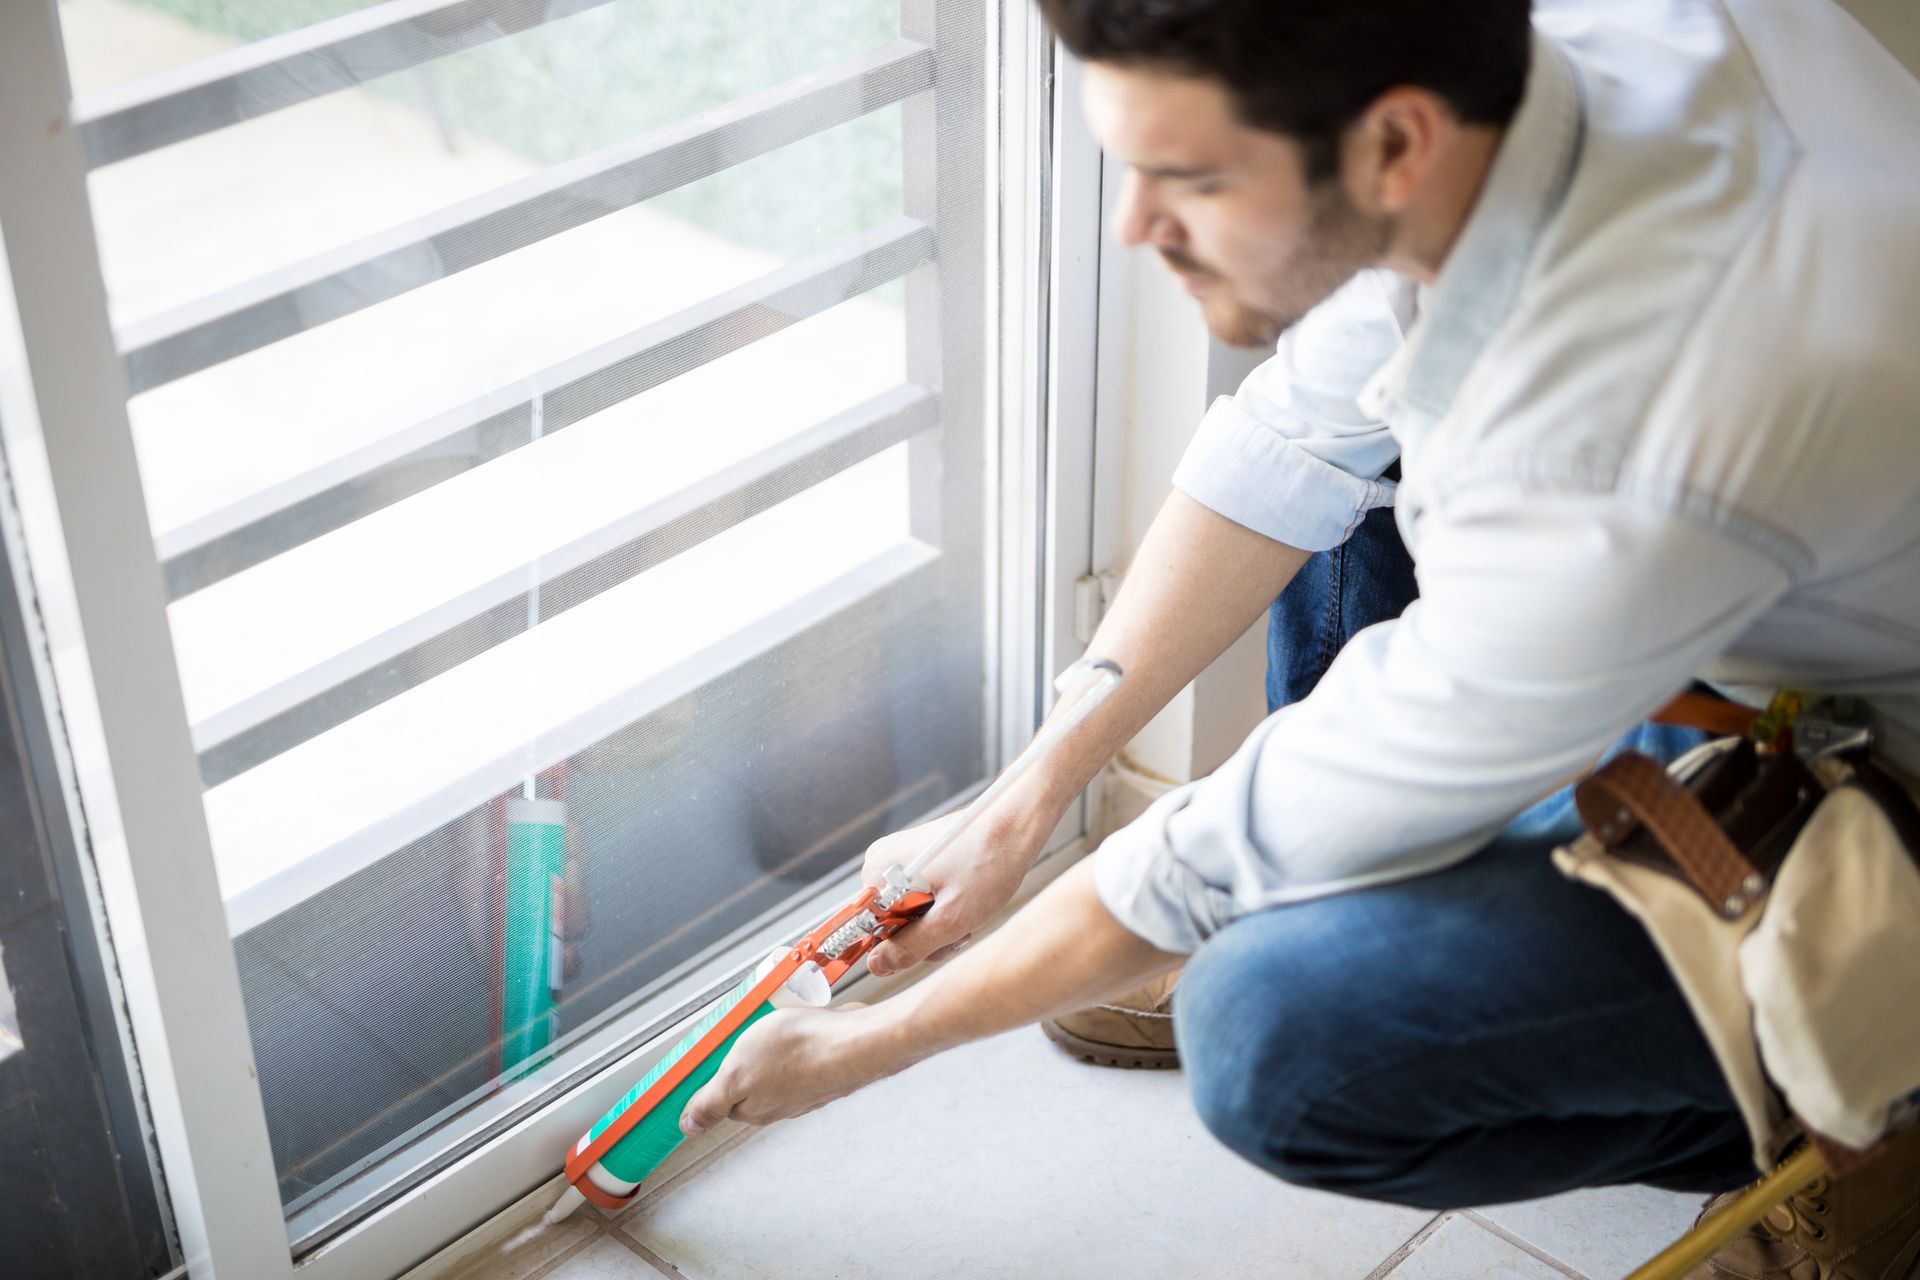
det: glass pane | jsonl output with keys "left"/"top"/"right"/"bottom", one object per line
{"left": 168, "top": 287, "right": 910, "bottom": 766}
{"left": 50, "top": 0, "right": 992, "bottom": 1234}
{"left": 72, "top": 0, "right": 901, "bottom": 314}
{"left": 125, "top": 112, "right": 903, "bottom": 553}
{"left": 60, "top": 0, "right": 387, "bottom": 98}
{"left": 237, "top": 448, "right": 980, "bottom": 1213}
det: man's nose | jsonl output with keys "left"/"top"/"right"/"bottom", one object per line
{"left": 1112, "top": 171, "right": 1176, "bottom": 249}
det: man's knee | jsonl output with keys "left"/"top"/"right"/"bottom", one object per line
{"left": 1175, "top": 906, "right": 1415, "bottom": 1192}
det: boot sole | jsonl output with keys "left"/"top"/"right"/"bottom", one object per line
{"left": 1039, "top": 1018, "right": 1180, "bottom": 1069}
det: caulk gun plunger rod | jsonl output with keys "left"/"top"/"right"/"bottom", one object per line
{"left": 902, "top": 659, "right": 1124, "bottom": 882}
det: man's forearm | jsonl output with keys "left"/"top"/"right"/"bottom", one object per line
{"left": 681, "top": 500, "right": 1299, "bottom": 1126}
{"left": 999, "top": 491, "right": 1310, "bottom": 830}
{"left": 883, "top": 859, "right": 1183, "bottom": 1061}
{"left": 855, "top": 489, "right": 1307, "bottom": 977}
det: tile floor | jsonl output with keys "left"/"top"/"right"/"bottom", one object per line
{"left": 445, "top": 1027, "right": 1703, "bottom": 1280}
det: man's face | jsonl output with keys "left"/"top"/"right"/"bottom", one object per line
{"left": 1083, "top": 63, "right": 1392, "bottom": 348}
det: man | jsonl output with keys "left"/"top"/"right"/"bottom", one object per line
{"left": 685, "top": 0, "right": 1920, "bottom": 1273}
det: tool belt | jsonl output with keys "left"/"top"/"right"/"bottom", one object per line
{"left": 1553, "top": 694, "right": 1920, "bottom": 1173}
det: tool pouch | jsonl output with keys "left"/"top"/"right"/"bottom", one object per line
{"left": 1553, "top": 733, "right": 1920, "bottom": 1170}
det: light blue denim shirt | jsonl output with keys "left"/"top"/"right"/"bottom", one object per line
{"left": 1096, "top": 1, "right": 1920, "bottom": 954}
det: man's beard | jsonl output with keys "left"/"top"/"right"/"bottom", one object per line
{"left": 1164, "top": 184, "right": 1392, "bottom": 349}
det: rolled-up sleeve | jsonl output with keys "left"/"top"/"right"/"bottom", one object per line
{"left": 1172, "top": 270, "right": 1414, "bottom": 550}
{"left": 1094, "top": 493, "right": 1794, "bottom": 953}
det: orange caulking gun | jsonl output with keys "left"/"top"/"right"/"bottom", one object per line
{"left": 546, "top": 657, "right": 1124, "bottom": 1221}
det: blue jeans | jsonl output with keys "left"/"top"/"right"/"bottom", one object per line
{"left": 1266, "top": 502, "right": 1422, "bottom": 714}
{"left": 1194, "top": 507, "right": 1755, "bottom": 1209}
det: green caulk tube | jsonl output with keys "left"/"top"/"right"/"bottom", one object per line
{"left": 501, "top": 797, "right": 567, "bottom": 1075}
{"left": 546, "top": 948, "right": 829, "bottom": 1222}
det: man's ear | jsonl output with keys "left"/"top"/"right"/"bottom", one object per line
{"left": 1342, "top": 87, "right": 1448, "bottom": 215}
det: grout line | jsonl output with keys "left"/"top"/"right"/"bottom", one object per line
{"left": 521, "top": 1225, "right": 609, "bottom": 1280}
{"left": 606, "top": 1226, "right": 690, "bottom": 1278}
{"left": 1361, "top": 1211, "right": 1453, "bottom": 1279}
{"left": 1461, "top": 1210, "right": 1593, "bottom": 1280}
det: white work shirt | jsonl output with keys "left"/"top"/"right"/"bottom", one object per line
{"left": 1094, "top": 0, "right": 1920, "bottom": 955}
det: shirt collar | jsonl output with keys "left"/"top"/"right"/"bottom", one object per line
{"left": 1358, "top": 33, "right": 1586, "bottom": 426}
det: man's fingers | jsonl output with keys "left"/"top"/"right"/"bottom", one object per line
{"left": 922, "top": 933, "right": 974, "bottom": 964}
{"left": 868, "top": 931, "right": 945, "bottom": 977}
{"left": 680, "top": 1069, "right": 740, "bottom": 1136}
{"left": 864, "top": 904, "right": 965, "bottom": 977}
{"left": 863, "top": 937, "right": 910, "bottom": 978}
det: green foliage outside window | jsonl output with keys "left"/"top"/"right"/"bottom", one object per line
{"left": 131, "top": 0, "right": 904, "bottom": 262}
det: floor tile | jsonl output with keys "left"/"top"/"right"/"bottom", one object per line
{"left": 542, "top": 1234, "right": 675, "bottom": 1280}
{"left": 1476, "top": 1185, "right": 1702, "bottom": 1279}
{"left": 623, "top": 1027, "right": 1433, "bottom": 1280}
{"left": 1388, "top": 1217, "right": 1567, "bottom": 1280}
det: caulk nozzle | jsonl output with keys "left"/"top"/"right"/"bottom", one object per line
{"left": 544, "top": 1185, "right": 586, "bottom": 1226}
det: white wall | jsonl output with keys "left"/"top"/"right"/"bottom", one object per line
{"left": 1097, "top": 223, "right": 1273, "bottom": 792}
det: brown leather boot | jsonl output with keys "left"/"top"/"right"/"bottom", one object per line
{"left": 1039, "top": 970, "right": 1180, "bottom": 1068}
{"left": 1690, "top": 1124, "right": 1920, "bottom": 1279}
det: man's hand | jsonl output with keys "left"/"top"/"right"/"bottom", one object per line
{"left": 680, "top": 859, "right": 1182, "bottom": 1137}
{"left": 858, "top": 494, "right": 1307, "bottom": 977}
{"left": 858, "top": 808, "right": 1051, "bottom": 977}
{"left": 680, "top": 1002, "right": 911, "bottom": 1134}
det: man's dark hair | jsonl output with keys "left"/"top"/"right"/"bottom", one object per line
{"left": 1040, "top": 0, "right": 1532, "bottom": 181}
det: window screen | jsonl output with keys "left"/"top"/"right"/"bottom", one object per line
{"left": 52, "top": 0, "right": 993, "bottom": 1235}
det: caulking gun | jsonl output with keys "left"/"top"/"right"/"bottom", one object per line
{"left": 545, "top": 657, "right": 1125, "bottom": 1222}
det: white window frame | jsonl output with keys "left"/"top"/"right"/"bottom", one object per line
{"left": 0, "top": 1, "right": 1105, "bottom": 1276}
